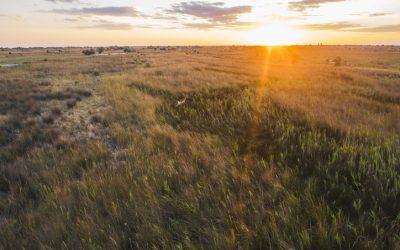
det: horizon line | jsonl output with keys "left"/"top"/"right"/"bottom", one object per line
{"left": 2, "top": 44, "right": 400, "bottom": 49}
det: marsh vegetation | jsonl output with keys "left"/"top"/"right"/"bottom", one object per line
{"left": 0, "top": 46, "right": 399, "bottom": 249}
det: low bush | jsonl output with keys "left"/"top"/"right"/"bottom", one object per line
{"left": 82, "top": 48, "right": 95, "bottom": 56}
{"left": 41, "top": 113, "right": 54, "bottom": 124}
{"left": 333, "top": 56, "right": 342, "bottom": 66}
{"left": 96, "top": 47, "right": 105, "bottom": 54}
{"left": 66, "top": 99, "right": 77, "bottom": 108}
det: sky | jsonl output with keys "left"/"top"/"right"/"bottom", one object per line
{"left": 0, "top": 0, "right": 399, "bottom": 47}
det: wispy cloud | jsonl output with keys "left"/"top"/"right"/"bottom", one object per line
{"left": 355, "top": 24, "right": 400, "bottom": 32}
{"left": 297, "top": 22, "right": 400, "bottom": 33}
{"left": 75, "top": 23, "right": 134, "bottom": 30}
{"left": 64, "top": 17, "right": 83, "bottom": 22}
{"left": 151, "top": 13, "right": 178, "bottom": 21}
{"left": 184, "top": 21, "right": 256, "bottom": 30}
{"left": 0, "top": 14, "right": 26, "bottom": 22}
{"left": 297, "top": 22, "right": 360, "bottom": 30}
{"left": 74, "top": 20, "right": 134, "bottom": 30}
{"left": 44, "top": 0, "right": 79, "bottom": 3}
{"left": 289, "top": 0, "right": 346, "bottom": 11}
{"left": 45, "top": 6, "right": 142, "bottom": 17}
{"left": 369, "top": 12, "right": 390, "bottom": 17}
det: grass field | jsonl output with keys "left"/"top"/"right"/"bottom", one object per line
{"left": 0, "top": 45, "right": 399, "bottom": 249}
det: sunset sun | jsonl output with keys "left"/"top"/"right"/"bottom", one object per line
{"left": 245, "top": 24, "right": 304, "bottom": 46}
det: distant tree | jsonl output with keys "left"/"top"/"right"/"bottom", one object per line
{"left": 123, "top": 47, "right": 134, "bottom": 53}
{"left": 97, "top": 47, "right": 105, "bottom": 54}
{"left": 82, "top": 48, "right": 95, "bottom": 56}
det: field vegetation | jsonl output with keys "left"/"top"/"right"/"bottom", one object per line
{"left": 0, "top": 45, "right": 399, "bottom": 249}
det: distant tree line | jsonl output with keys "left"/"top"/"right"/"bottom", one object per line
{"left": 82, "top": 46, "right": 135, "bottom": 56}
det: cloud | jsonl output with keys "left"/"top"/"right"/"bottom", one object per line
{"left": 74, "top": 20, "right": 134, "bottom": 30}
{"left": 45, "top": 6, "right": 142, "bottom": 17}
{"left": 64, "top": 17, "right": 82, "bottom": 22}
{"left": 44, "top": 0, "right": 78, "bottom": 2}
{"left": 75, "top": 23, "right": 134, "bottom": 30}
{"left": 297, "top": 22, "right": 360, "bottom": 30}
{"left": 289, "top": 0, "right": 346, "bottom": 11}
{"left": 164, "top": 1, "right": 253, "bottom": 29}
{"left": 167, "top": 1, "right": 252, "bottom": 23}
{"left": 0, "top": 15, "right": 26, "bottom": 21}
{"left": 369, "top": 13, "right": 390, "bottom": 17}
{"left": 354, "top": 24, "right": 400, "bottom": 32}
{"left": 71, "top": 19, "right": 155, "bottom": 30}
{"left": 297, "top": 22, "right": 400, "bottom": 33}
{"left": 151, "top": 13, "right": 178, "bottom": 21}
{"left": 184, "top": 21, "right": 256, "bottom": 30}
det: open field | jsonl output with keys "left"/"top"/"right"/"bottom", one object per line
{"left": 0, "top": 45, "right": 399, "bottom": 249}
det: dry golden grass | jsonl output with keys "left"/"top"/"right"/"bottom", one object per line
{"left": 0, "top": 45, "right": 399, "bottom": 249}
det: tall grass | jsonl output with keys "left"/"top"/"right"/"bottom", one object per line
{"left": 0, "top": 46, "right": 399, "bottom": 249}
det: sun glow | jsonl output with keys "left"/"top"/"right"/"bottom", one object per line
{"left": 245, "top": 24, "right": 304, "bottom": 46}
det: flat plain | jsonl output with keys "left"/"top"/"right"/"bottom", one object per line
{"left": 0, "top": 45, "right": 399, "bottom": 249}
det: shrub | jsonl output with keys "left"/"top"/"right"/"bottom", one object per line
{"left": 51, "top": 107, "right": 62, "bottom": 116}
{"left": 123, "top": 47, "right": 134, "bottom": 53}
{"left": 91, "top": 114, "right": 103, "bottom": 124}
{"left": 96, "top": 47, "right": 105, "bottom": 54}
{"left": 41, "top": 113, "right": 54, "bottom": 124}
{"left": 0, "top": 175, "right": 10, "bottom": 193}
{"left": 333, "top": 57, "right": 342, "bottom": 66}
{"left": 79, "top": 89, "right": 92, "bottom": 97}
{"left": 82, "top": 48, "right": 95, "bottom": 56}
{"left": 66, "top": 99, "right": 77, "bottom": 108}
